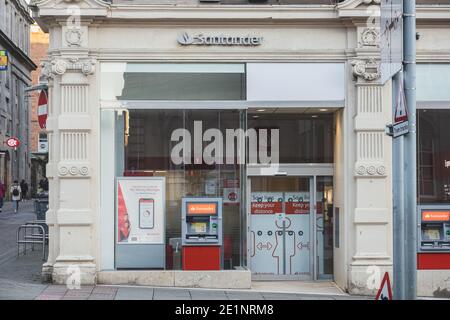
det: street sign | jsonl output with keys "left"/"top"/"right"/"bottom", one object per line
{"left": 37, "top": 90, "right": 48, "bottom": 129}
{"left": 375, "top": 272, "right": 393, "bottom": 300}
{"left": 0, "top": 50, "right": 8, "bottom": 71}
{"left": 392, "top": 83, "right": 409, "bottom": 138}
{"left": 381, "top": 0, "right": 403, "bottom": 84}
{"left": 5, "top": 137, "right": 20, "bottom": 149}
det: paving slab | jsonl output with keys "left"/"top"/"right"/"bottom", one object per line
{"left": 225, "top": 292, "right": 265, "bottom": 300}
{"left": 115, "top": 287, "right": 154, "bottom": 300}
{"left": 190, "top": 291, "right": 228, "bottom": 300}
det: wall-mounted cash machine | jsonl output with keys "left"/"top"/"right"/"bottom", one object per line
{"left": 181, "top": 197, "right": 223, "bottom": 270}
{"left": 417, "top": 205, "right": 450, "bottom": 270}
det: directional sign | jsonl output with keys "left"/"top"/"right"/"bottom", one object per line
{"left": 37, "top": 90, "right": 48, "bottom": 129}
{"left": 375, "top": 272, "right": 393, "bottom": 300}
{"left": 392, "top": 83, "right": 409, "bottom": 138}
{"left": 381, "top": 0, "right": 403, "bottom": 84}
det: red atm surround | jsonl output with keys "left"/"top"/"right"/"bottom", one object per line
{"left": 182, "top": 246, "right": 221, "bottom": 270}
{"left": 417, "top": 253, "right": 450, "bottom": 270}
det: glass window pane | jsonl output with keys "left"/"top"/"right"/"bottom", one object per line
{"left": 118, "top": 109, "right": 244, "bottom": 270}
{"left": 316, "top": 176, "right": 333, "bottom": 278}
{"left": 417, "top": 109, "right": 450, "bottom": 203}
{"left": 248, "top": 113, "right": 334, "bottom": 163}
{"left": 101, "top": 63, "right": 246, "bottom": 101}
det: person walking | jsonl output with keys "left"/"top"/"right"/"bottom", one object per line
{"left": 20, "top": 179, "right": 28, "bottom": 201}
{"left": 10, "top": 180, "right": 21, "bottom": 213}
{"left": 0, "top": 181, "right": 5, "bottom": 213}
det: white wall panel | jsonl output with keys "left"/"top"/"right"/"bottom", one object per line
{"left": 246, "top": 63, "right": 345, "bottom": 102}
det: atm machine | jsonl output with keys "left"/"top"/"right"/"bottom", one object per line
{"left": 417, "top": 205, "right": 450, "bottom": 269}
{"left": 181, "top": 197, "right": 223, "bottom": 270}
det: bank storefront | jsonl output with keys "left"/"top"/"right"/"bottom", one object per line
{"left": 100, "top": 62, "right": 343, "bottom": 281}
{"left": 34, "top": 0, "right": 398, "bottom": 295}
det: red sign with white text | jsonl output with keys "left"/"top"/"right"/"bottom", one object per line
{"left": 6, "top": 137, "right": 20, "bottom": 148}
{"left": 251, "top": 202, "right": 282, "bottom": 215}
{"left": 285, "top": 202, "right": 310, "bottom": 214}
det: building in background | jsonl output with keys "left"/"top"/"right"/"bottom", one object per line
{"left": 29, "top": 23, "right": 48, "bottom": 196}
{"left": 0, "top": 0, "right": 36, "bottom": 193}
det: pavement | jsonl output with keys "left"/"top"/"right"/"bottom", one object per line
{"left": 0, "top": 200, "right": 369, "bottom": 300}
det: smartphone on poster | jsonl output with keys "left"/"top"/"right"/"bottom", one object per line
{"left": 139, "top": 198, "right": 154, "bottom": 229}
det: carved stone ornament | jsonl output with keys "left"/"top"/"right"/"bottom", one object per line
{"left": 360, "top": 28, "right": 379, "bottom": 47}
{"left": 50, "top": 58, "right": 95, "bottom": 76}
{"left": 40, "top": 61, "right": 53, "bottom": 80}
{"left": 58, "top": 164, "right": 90, "bottom": 177}
{"left": 352, "top": 59, "right": 381, "bottom": 81}
{"left": 355, "top": 164, "right": 387, "bottom": 177}
{"left": 362, "top": 0, "right": 381, "bottom": 4}
{"left": 65, "top": 28, "right": 83, "bottom": 47}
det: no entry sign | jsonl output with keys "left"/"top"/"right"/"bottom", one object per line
{"left": 37, "top": 90, "right": 48, "bottom": 129}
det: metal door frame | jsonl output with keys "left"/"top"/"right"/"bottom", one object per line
{"left": 247, "top": 163, "right": 334, "bottom": 281}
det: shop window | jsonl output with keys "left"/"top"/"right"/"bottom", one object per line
{"left": 418, "top": 109, "right": 450, "bottom": 203}
{"left": 101, "top": 63, "right": 246, "bottom": 101}
{"left": 248, "top": 113, "right": 334, "bottom": 163}
{"left": 116, "top": 109, "right": 246, "bottom": 270}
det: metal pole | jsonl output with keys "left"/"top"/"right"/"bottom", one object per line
{"left": 403, "top": 0, "right": 417, "bottom": 300}
{"left": 393, "top": 71, "right": 406, "bottom": 300}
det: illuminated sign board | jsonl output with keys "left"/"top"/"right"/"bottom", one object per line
{"left": 187, "top": 202, "right": 218, "bottom": 215}
{"left": 0, "top": 51, "right": 8, "bottom": 71}
{"left": 422, "top": 211, "right": 450, "bottom": 222}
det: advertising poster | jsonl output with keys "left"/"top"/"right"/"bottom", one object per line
{"left": 117, "top": 178, "right": 165, "bottom": 245}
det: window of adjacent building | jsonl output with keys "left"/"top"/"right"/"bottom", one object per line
{"left": 417, "top": 109, "right": 450, "bottom": 204}
{"left": 5, "top": 1, "right": 10, "bottom": 37}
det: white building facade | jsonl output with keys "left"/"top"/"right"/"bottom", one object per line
{"left": 29, "top": 0, "right": 450, "bottom": 297}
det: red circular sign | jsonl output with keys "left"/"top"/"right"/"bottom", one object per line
{"left": 37, "top": 90, "right": 48, "bottom": 129}
{"left": 6, "top": 137, "right": 20, "bottom": 148}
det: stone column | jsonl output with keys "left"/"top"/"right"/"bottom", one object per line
{"left": 41, "top": 19, "right": 97, "bottom": 285}
{"left": 348, "top": 26, "right": 393, "bottom": 294}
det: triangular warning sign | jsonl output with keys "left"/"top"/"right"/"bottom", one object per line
{"left": 375, "top": 272, "right": 393, "bottom": 300}
{"left": 395, "top": 84, "right": 408, "bottom": 123}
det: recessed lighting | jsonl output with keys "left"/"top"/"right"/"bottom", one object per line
{"left": 311, "top": 115, "right": 319, "bottom": 118}
{"left": 319, "top": 109, "right": 328, "bottom": 112}
{"left": 257, "top": 109, "right": 266, "bottom": 112}
{"left": 253, "top": 115, "right": 260, "bottom": 119}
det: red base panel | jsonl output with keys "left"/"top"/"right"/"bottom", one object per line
{"left": 418, "top": 253, "right": 450, "bottom": 270}
{"left": 182, "top": 246, "right": 221, "bottom": 270}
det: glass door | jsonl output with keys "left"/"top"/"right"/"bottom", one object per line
{"left": 249, "top": 176, "right": 313, "bottom": 279}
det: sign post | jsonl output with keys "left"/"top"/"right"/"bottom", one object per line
{"left": 383, "top": 0, "right": 417, "bottom": 300}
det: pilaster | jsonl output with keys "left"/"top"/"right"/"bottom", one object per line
{"left": 347, "top": 19, "right": 393, "bottom": 295}
{"left": 39, "top": 11, "right": 100, "bottom": 284}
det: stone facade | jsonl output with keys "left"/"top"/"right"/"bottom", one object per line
{"left": 29, "top": 0, "right": 450, "bottom": 296}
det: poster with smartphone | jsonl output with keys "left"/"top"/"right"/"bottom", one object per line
{"left": 117, "top": 178, "right": 165, "bottom": 245}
